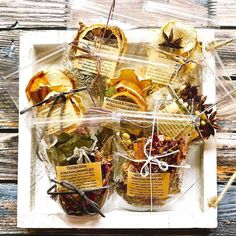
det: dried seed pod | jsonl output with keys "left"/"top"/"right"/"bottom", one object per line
{"left": 177, "top": 82, "right": 220, "bottom": 139}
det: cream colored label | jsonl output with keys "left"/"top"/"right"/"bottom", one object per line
{"left": 56, "top": 162, "right": 102, "bottom": 191}
{"left": 74, "top": 39, "right": 119, "bottom": 78}
{"left": 127, "top": 171, "right": 170, "bottom": 199}
{"left": 159, "top": 106, "right": 199, "bottom": 141}
{"left": 37, "top": 100, "right": 80, "bottom": 135}
{"left": 103, "top": 97, "right": 140, "bottom": 111}
{"left": 159, "top": 122, "right": 198, "bottom": 141}
{"left": 145, "top": 52, "right": 180, "bottom": 85}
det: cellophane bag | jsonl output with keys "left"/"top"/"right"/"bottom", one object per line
{"left": 32, "top": 112, "right": 118, "bottom": 216}
{"left": 112, "top": 112, "right": 201, "bottom": 211}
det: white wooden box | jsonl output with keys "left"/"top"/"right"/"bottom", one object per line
{"left": 17, "top": 30, "right": 217, "bottom": 228}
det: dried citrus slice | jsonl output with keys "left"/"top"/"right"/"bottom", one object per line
{"left": 111, "top": 91, "right": 147, "bottom": 111}
{"left": 73, "top": 23, "right": 127, "bottom": 54}
{"left": 107, "top": 69, "right": 152, "bottom": 111}
{"left": 157, "top": 21, "right": 197, "bottom": 56}
{"left": 115, "top": 81, "right": 146, "bottom": 105}
{"left": 26, "top": 69, "right": 76, "bottom": 104}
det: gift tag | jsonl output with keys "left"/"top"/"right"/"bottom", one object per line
{"left": 145, "top": 52, "right": 181, "bottom": 86}
{"left": 74, "top": 39, "right": 119, "bottom": 78}
{"left": 127, "top": 171, "right": 170, "bottom": 200}
{"left": 56, "top": 162, "right": 103, "bottom": 192}
{"left": 103, "top": 97, "right": 141, "bottom": 111}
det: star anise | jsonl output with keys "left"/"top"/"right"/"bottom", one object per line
{"left": 177, "top": 83, "right": 220, "bottom": 139}
{"left": 179, "top": 83, "right": 201, "bottom": 103}
{"left": 200, "top": 111, "right": 220, "bottom": 139}
{"left": 159, "top": 28, "right": 183, "bottom": 49}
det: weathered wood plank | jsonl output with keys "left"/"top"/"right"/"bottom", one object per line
{"left": 0, "top": 183, "right": 235, "bottom": 234}
{"left": 215, "top": 30, "right": 236, "bottom": 76}
{"left": 209, "top": 0, "right": 236, "bottom": 27}
{"left": 217, "top": 166, "right": 236, "bottom": 182}
{"left": 0, "top": 86, "right": 18, "bottom": 130}
{"left": 0, "top": 0, "right": 67, "bottom": 29}
{"left": 0, "top": 134, "right": 18, "bottom": 181}
{"left": 0, "top": 31, "right": 19, "bottom": 73}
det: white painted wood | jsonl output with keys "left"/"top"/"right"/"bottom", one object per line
{"left": 17, "top": 30, "right": 217, "bottom": 229}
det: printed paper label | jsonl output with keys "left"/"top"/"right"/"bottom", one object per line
{"left": 36, "top": 100, "right": 81, "bottom": 135}
{"left": 74, "top": 39, "right": 119, "bottom": 78}
{"left": 56, "top": 162, "right": 102, "bottom": 191}
{"left": 127, "top": 171, "right": 170, "bottom": 199}
{"left": 145, "top": 52, "right": 180, "bottom": 85}
{"left": 159, "top": 107, "right": 199, "bottom": 141}
{"left": 159, "top": 122, "right": 199, "bottom": 141}
{"left": 103, "top": 97, "right": 140, "bottom": 111}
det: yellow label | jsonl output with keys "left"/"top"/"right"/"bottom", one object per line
{"left": 145, "top": 52, "right": 180, "bottom": 85}
{"left": 56, "top": 162, "right": 102, "bottom": 191}
{"left": 127, "top": 171, "right": 170, "bottom": 199}
{"left": 103, "top": 97, "right": 140, "bottom": 111}
{"left": 74, "top": 39, "right": 119, "bottom": 78}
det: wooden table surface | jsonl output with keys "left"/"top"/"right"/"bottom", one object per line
{"left": 0, "top": 0, "right": 235, "bottom": 235}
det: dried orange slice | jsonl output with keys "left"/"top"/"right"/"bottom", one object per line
{"left": 72, "top": 22, "right": 127, "bottom": 54}
{"left": 115, "top": 81, "right": 146, "bottom": 105}
{"left": 26, "top": 69, "right": 76, "bottom": 104}
{"left": 110, "top": 69, "right": 152, "bottom": 94}
{"left": 107, "top": 69, "right": 152, "bottom": 111}
{"left": 111, "top": 91, "right": 147, "bottom": 111}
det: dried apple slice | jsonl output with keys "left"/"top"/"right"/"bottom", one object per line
{"left": 157, "top": 21, "right": 197, "bottom": 56}
{"left": 69, "top": 94, "right": 86, "bottom": 114}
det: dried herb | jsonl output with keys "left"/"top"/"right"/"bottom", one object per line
{"left": 46, "top": 125, "right": 114, "bottom": 216}
{"left": 114, "top": 133, "right": 187, "bottom": 207}
{"left": 69, "top": 68, "right": 107, "bottom": 105}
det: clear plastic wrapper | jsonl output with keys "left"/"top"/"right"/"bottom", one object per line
{"left": 68, "top": 0, "right": 217, "bottom": 28}
{"left": 68, "top": 0, "right": 146, "bottom": 30}
{"left": 143, "top": 0, "right": 217, "bottom": 27}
